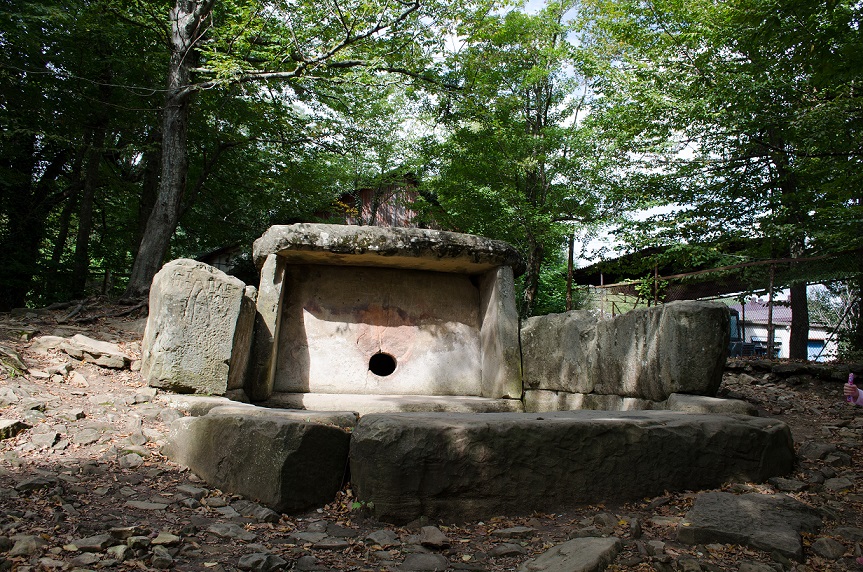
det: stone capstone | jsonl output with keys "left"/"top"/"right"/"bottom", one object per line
{"left": 252, "top": 223, "right": 525, "bottom": 275}
{"left": 141, "top": 259, "right": 256, "bottom": 396}
{"left": 677, "top": 492, "right": 821, "bottom": 561}
{"left": 161, "top": 409, "right": 351, "bottom": 512}
{"left": 349, "top": 411, "right": 794, "bottom": 523}
{"left": 521, "top": 301, "right": 729, "bottom": 407}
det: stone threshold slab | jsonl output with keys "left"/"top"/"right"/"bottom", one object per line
{"left": 349, "top": 410, "right": 795, "bottom": 523}
{"left": 260, "top": 393, "right": 526, "bottom": 415}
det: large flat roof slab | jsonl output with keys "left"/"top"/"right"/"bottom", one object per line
{"left": 253, "top": 223, "right": 525, "bottom": 275}
{"left": 260, "top": 392, "right": 525, "bottom": 415}
{"left": 350, "top": 410, "right": 795, "bottom": 524}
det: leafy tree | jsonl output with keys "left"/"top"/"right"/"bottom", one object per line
{"left": 0, "top": 0, "right": 165, "bottom": 309}
{"left": 123, "top": 0, "right": 477, "bottom": 298}
{"left": 422, "top": 0, "right": 607, "bottom": 316}
{"left": 580, "top": 0, "right": 863, "bottom": 358}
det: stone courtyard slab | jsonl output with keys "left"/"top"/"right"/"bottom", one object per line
{"left": 678, "top": 492, "right": 822, "bottom": 561}
{"left": 162, "top": 409, "right": 351, "bottom": 512}
{"left": 350, "top": 411, "right": 795, "bottom": 523}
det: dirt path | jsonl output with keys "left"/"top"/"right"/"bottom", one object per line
{"left": 1, "top": 304, "right": 861, "bottom": 571}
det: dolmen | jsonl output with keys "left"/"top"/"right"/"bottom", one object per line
{"left": 147, "top": 223, "right": 795, "bottom": 521}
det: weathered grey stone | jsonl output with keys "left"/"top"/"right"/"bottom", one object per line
{"left": 110, "top": 526, "right": 150, "bottom": 540}
{"left": 831, "top": 526, "right": 863, "bottom": 541}
{"left": 15, "top": 475, "right": 56, "bottom": 491}
{"left": 151, "top": 545, "right": 173, "bottom": 568}
{"left": 9, "top": 535, "right": 47, "bottom": 556}
{"left": 208, "top": 523, "right": 258, "bottom": 541}
{"left": 797, "top": 442, "right": 836, "bottom": 461}
{"left": 524, "top": 390, "right": 654, "bottom": 413}
{"left": 72, "top": 533, "right": 114, "bottom": 552}
{"left": 295, "top": 555, "right": 327, "bottom": 570}
{"left": 419, "top": 526, "right": 450, "bottom": 548}
{"left": 62, "top": 334, "right": 131, "bottom": 368}
{"left": 231, "top": 500, "right": 280, "bottom": 523}
{"left": 489, "top": 543, "right": 527, "bottom": 557}
{"left": 125, "top": 500, "right": 168, "bottom": 510}
{"left": 0, "top": 419, "right": 29, "bottom": 440}
{"left": 522, "top": 311, "right": 601, "bottom": 395}
{"left": 142, "top": 259, "right": 256, "bottom": 395}
{"left": 350, "top": 411, "right": 794, "bottom": 523}
{"left": 30, "top": 335, "right": 67, "bottom": 354}
{"left": 253, "top": 223, "right": 524, "bottom": 275}
{"left": 162, "top": 410, "right": 350, "bottom": 513}
{"left": 238, "top": 552, "right": 288, "bottom": 571}
{"left": 207, "top": 405, "right": 358, "bottom": 430}
{"left": 662, "top": 394, "right": 758, "bottom": 416}
{"left": 517, "top": 537, "right": 622, "bottom": 572}
{"left": 152, "top": 532, "right": 180, "bottom": 546}
{"left": 158, "top": 393, "right": 246, "bottom": 416}
{"left": 0, "top": 386, "right": 21, "bottom": 406}
{"left": 291, "top": 532, "right": 327, "bottom": 544}
{"left": 768, "top": 477, "right": 807, "bottom": 492}
{"left": 400, "top": 553, "right": 450, "bottom": 571}
{"left": 263, "top": 393, "right": 524, "bottom": 415}
{"left": 107, "top": 544, "right": 129, "bottom": 561}
{"left": 313, "top": 537, "right": 351, "bottom": 550}
{"left": 823, "top": 477, "right": 854, "bottom": 492}
{"left": 247, "top": 254, "right": 286, "bottom": 401}
{"left": 367, "top": 530, "right": 400, "bottom": 548}
{"left": 492, "top": 527, "right": 536, "bottom": 539}
{"left": 479, "top": 266, "right": 522, "bottom": 399}
{"left": 69, "top": 552, "right": 101, "bottom": 566}
{"left": 810, "top": 537, "right": 845, "bottom": 559}
{"left": 522, "top": 302, "right": 728, "bottom": 405}
{"left": 677, "top": 492, "right": 821, "bottom": 561}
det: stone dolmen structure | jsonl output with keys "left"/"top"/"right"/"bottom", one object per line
{"left": 146, "top": 223, "right": 794, "bottom": 522}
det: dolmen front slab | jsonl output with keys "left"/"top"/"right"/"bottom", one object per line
{"left": 349, "top": 410, "right": 795, "bottom": 524}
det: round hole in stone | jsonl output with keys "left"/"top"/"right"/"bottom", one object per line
{"left": 369, "top": 352, "right": 397, "bottom": 377}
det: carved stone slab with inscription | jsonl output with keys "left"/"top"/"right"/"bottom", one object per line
{"left": 142, "top": 259, "right": 256, "bottom": 396}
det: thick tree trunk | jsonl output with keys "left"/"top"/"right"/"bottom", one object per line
{"left": 789, "top": 282, "right": 809, "bottom": 360}
{"left": 123, "top": 0, "right": 213, "bottom": 299}
{"left": 135, "top": 130, "right": 162, "bottom": 254}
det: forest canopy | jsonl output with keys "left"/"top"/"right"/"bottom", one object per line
{"left": 1, "top": 0, "right": 861, "bottom": 357}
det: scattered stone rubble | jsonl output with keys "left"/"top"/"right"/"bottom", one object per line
{"left": 2, "top": 307, "right": 863, "bottom": 571}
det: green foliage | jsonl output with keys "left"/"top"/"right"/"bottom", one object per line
{"left": 579, "top": 0, "right": 863, "bottom": 259}
{"left": 420, "top": 0, "right": 614, "bottom": 315}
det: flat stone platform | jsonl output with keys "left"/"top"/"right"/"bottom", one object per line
{"left": 261, "top": 393, "right": 525, "bottom": 415}
{"left": 349, "top": 410, "right": 795, "bottom": 523}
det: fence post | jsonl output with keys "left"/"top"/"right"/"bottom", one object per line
{"left": 654, "top": 264, "right": 659, "bottom": 306}
{"left": 767, "top": 264, "right": 775, "bottom": 359}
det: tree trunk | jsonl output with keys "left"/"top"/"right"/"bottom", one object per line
{"left": 134, "top": 130, "right": 162, "bottom": 254}
{"left": 789, "top": 281, "right": 809, "bottom": 360}
{"left": 520, "top": 234, "right": 544, "bottom": 317}
{"left": 123, "top": 0, "right": 213, "bottom": 299}
{"left": 71, "top": 129, "right": 106, "bottom": 297}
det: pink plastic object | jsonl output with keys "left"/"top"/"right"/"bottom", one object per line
{"left": 848, "top": 373, "right": 856, "bottom": 403}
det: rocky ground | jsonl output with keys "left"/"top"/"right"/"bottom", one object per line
{"left": 0, "top": 302, "right": 862, "bottom": 572}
